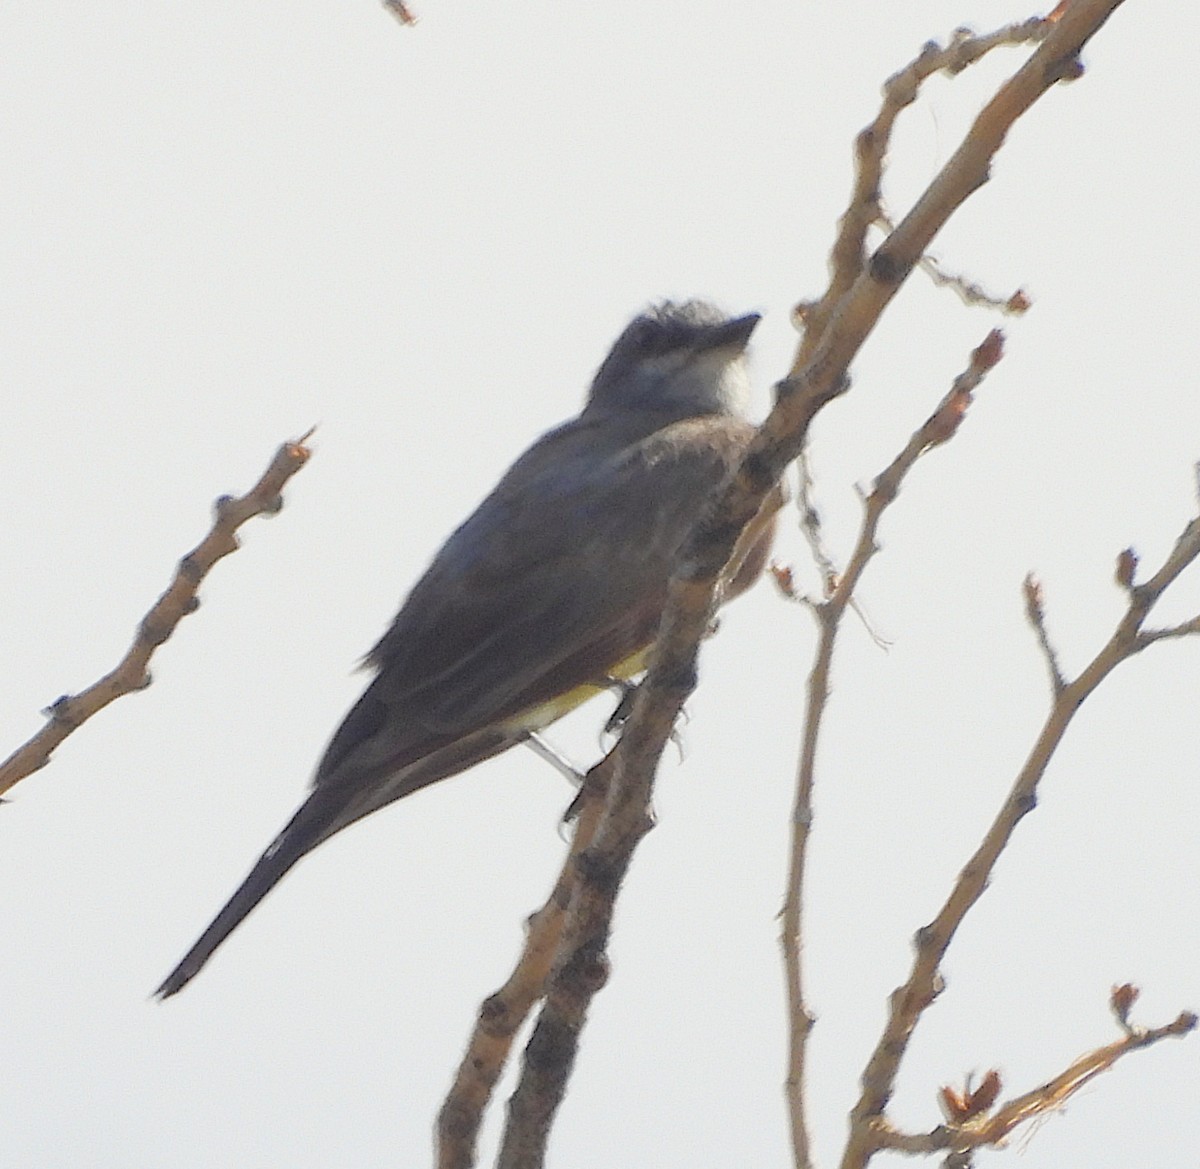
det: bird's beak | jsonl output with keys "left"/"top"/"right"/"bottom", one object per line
{"left": 698, "top": 312, "right": 761, "bottom": 353}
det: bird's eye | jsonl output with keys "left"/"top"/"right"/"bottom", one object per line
{"left": 626, "top": 318, "right": 660, "bottom": 351}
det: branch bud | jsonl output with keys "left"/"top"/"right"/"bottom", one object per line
{"left": 1115, "top": 547, "right": 1138, "bottom": 589}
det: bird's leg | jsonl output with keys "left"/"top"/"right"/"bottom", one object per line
{"left": 524, "top": 732, "right": 586, "bottom": 787}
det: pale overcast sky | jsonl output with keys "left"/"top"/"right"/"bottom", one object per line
{"left": 2, "top": 3, "right": 1197, "bottom": 1168}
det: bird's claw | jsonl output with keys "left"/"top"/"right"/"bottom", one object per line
{"left": 602, "top": 676, "right": 688, "bottom": 761}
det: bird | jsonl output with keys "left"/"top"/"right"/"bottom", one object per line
{"left": 155, "top": 299, "right": 779, "bottom": 998}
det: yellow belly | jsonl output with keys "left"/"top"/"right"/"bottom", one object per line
{"left": 515, "top": 645, "right": 651, "bottom": 732}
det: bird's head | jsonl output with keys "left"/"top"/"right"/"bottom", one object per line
{"left": 585, "top": 300, "right": 760, "bottom": 419}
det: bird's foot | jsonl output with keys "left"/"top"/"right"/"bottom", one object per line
{"left": 602, "top": 676, "right": 688, "bottom": 760}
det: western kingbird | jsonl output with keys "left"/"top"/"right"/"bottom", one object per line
{"left": 156, "top": 300, "right": 777, "bottom": 998}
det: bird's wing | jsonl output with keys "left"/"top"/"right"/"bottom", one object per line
{"left": 314, "top": 412, "right": 758, "bottom": 791}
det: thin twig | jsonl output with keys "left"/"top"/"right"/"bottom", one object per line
{"left": 797, "top": 450, "right": 841, "bottom": 600}
{"left": 784, "top": 331, "right": 1003, "bottom": 1166}
{"left": 787, "top": 7, "right": 1130, "bottom": 1162}
{"left": 876, "top": 210, "right": 1032, "bottom": 315}
{"left": 0, "top": 431, "right": 314, "bottom": 799}
{"left": 917, "top": 251, "right": 1032, "bottom": 315}
{"left": 1138, "top": 615, "right": 1200, "bottom": 645}
{"left": 1022, "top": 573, "right": 1067, "bottom": 695}
{"left": 790, "top": 456, "right": 891, "bottom": 646}
{"left": 972, "top": 1010, "right": 1196, "bottom": 1144}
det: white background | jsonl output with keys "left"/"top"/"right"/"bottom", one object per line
{"left": 2, "top": 2, "right": 1197, "bottom": 1167}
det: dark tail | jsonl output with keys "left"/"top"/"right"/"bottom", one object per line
{"left": 155, "top": 720, "right": 517, "bottom": 998}
{"left": 154, "top": 793, "right": 340, "bottom": 999}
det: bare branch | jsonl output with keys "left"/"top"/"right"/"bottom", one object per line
{"left": 976, "top": 1009, "right": 1196, "bottom": 1141}
{"left": 437, "top": 756, "right": 613, "bottom": 1169}
{"left": 785, "top": 330, "right": 1003, "bottom": 1166}
{"left": 790, "top": 0, "right": 1114, "bottom": 400}
{"left": 877, "top": 996, "right": 1196, "bottom": 1160}
{"left": 497, "top": 374, "right": 837, "bottom": 1169}
{"left": 841, "top": 498, "right": 1200, "bottom": 1169}
{"left": 0, "top": 431, "right": 314, "bottom": 800}
{"left": 788, "top": 459, "right": 893, "bottom": 646}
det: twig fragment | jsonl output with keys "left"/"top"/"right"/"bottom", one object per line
{"left": 0, "top": 431, "right": 314, "bottom": 799}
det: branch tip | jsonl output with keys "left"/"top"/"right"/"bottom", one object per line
{"left": 1115, "top": 547, "right": 1139, "bottom": 590}
{"left": 383, "top": 0, "right": 418, "bottom": 25}
{"left": 1110, "top": 982, "right": 1140, "bottom": 1029}
{"left": 1006, "top": 288, "right": 1033, "bottom": 314}
{"left": 972, "top": 329, "right": 1005, "bottom": 371}
{"left": 770, "top": 562, "right": 800, "bottom": 601}
{"left": 1022, "top": 572, "right": 1044, "bottom": 620}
